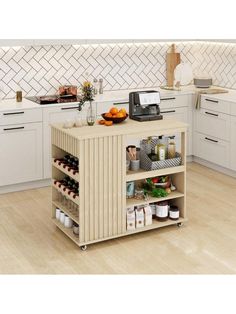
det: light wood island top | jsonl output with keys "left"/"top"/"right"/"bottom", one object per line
{"left": 51, "top": 118, "right": 188, "bottom": 140}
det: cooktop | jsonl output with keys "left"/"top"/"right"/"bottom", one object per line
{"left": 26, "top": 95, "right": 82, "bottom": 105}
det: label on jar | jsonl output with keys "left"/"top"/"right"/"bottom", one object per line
{"left": 159, "top": 147, "right": 166, "bottom": 161}
{"left": 156, "top": 205, "right": 168, "bottom": 218}
{"left": 169, "top": 210, "right": 179, "bottom": 219}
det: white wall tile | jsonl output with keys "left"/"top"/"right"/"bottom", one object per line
{"left": 0, "top": 42, "right": 236, "bottom": 98}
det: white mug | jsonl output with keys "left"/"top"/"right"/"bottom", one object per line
{"left": 55, "top": 208, "right": 61, "bottom": 220}
{"left": 59, "top": 211, "right": 65, "bottom": 224}
{"left": 64, "top": 215, "right": 73, "bottom": 228}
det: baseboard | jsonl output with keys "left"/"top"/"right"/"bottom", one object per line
{"left": 187, "top": 155, "right": 193, "bottom": 162}
{"left": 192, "top": 156, "right": 236, "bottom": 178}
{"left": 0, "top": 179, "right": 51, "bottom": 194}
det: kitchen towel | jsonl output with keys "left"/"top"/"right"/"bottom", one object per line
{"left": 195, "top": 88, "right": 228, "bottom": 109}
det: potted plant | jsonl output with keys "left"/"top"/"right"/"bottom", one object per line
{"left": 78, "top": 81, "right": 95, "bottom": 126}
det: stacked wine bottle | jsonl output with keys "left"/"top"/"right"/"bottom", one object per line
{"left": 54, "top": 176, "right": 79, "bottom": 199}
{"left": 54, "top": 154, "right": 79, "bottom": 175}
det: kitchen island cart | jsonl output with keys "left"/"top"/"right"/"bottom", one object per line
{"left": 51, "top": 119, "right": 187, "bottom": 250}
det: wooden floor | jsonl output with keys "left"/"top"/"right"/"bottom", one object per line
{"left": 0, "top": 162, "right": 236, "bottom": 274}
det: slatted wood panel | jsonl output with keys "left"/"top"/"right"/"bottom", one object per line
{"left": 79, "top": 135, "right": 126, "bottom": 243}
{"left": 51, "top": 127, "right": 79, "bottom": 157}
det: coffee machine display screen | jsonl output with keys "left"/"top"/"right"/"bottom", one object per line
{"left": 139, "top": 92, "right": 160, "bottom": 106}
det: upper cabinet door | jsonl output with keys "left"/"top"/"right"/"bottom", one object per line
{"left": 0, "top": 122, "right": 43, "bottom": 186}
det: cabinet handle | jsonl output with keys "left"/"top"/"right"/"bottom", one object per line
{"left": 3, "top": 126, "right": 25, "bottom": 131}
{"left": 3, "top": 111, "right": 24, "bottom": 116}
{"left": 61, "top": 106, "right": 79, "bottom": 110}
{"left": 113, "top": 101, "right": 129, "bottom": 106}
{"left": 205, "top": 98, "right": 219, "bottom": 103}
{"left": 160, "top": 110, "right": 176, "bottom": 114}
{"left": 160, "top": 97, "right": 176, "bottom": 101}
{"left": 205, "top": 111, "right": 219, "bottom": 117}
{"left": 205, "top": 137, "right": 218, "bottom": 143}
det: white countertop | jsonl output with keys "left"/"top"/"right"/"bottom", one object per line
{"left": 0, "top": 85, "right": 236, "bottom": 112}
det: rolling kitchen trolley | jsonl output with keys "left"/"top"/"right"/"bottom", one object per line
{"left": 51, "top": 119, "right": 187, "bottom": 250}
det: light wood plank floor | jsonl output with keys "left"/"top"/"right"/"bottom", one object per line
{"left": 0, "top": 162, "right": 236, "bottom": 274}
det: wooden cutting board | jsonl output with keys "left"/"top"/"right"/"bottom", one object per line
{"left": 166, "top": 44, "right": 180, "bottom": 87}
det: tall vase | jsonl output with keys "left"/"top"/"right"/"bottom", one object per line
{"left": 86, "top": 101, "right": 95, "bottom": 126}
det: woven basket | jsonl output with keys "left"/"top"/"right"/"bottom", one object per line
{"left": 140, "top": 150, "right": 182, "bottom": 171}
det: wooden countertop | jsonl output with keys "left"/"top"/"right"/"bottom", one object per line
{"left": 51, "top": 118, "right": 188, "bottom": 140}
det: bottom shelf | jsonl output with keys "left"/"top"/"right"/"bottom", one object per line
{"left": 125, "top": 217, "right": 186, "bottom": 236}
{"left": 52, "top": 217, "right": 187, "bottom": 247}
{"left": 52, "top": 218, "right": 80, "bottom": 245}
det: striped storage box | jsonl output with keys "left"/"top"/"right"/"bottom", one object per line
{"left": 140, "top": 150, "right": 182, "bottom": 171}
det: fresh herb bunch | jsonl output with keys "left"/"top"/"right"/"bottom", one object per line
{"left": 151, "top": 188, "right": 168, "bottom": 198}
{"left": 78, "top": 81, "right": 95, "bottom": 111}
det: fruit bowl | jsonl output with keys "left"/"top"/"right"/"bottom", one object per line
{"left": 101, "top": 113, "right": 128, "bottom": 124}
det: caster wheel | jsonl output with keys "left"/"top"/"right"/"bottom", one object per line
{"left": 81, "top": 245, "right": 87, "bottom": 251}
{"left": 177, "top": 222, "right": 183, "bottom": 227}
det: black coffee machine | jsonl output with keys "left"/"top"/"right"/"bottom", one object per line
{"left": 129, "top": 90, "right": 163, "bottom": 122}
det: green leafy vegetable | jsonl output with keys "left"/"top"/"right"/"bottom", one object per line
{"left": 151, "top": 188, "right": 168, "bottom": 198}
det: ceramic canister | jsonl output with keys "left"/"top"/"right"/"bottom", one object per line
{"left": 64, "top": 215, "right": 73, "bottom": 228}
{"left": 59, "top": 211, "right": 65, "bottom": 224}
{"left": 56, "top": 208, "right": 61, "bottom": 220}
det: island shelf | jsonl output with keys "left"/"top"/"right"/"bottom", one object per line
{"left": 51, "top": 119, "right": 187, "bottom": 250}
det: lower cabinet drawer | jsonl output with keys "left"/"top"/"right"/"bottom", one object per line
{"left": 0, "top": 108, "right": 42, "bottom": 126}
{"left": 160, "top": 94, "right": 190, "bottom": 109}
{"left": 194, "top": 132, "right": 230, "bottom": 168}
{"left": 195, "top": 108, "right": 230, "bottom": 141}
{"left": 201, "top": 96, "right": 231, "bottom": 114}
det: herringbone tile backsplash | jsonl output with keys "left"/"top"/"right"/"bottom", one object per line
{"left": 0, "top": 41, "right": 236, "bottom": 99}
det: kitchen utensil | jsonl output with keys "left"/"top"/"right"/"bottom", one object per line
{"left": 194, "top": 77, "right": 212, "bottom": 88}
{"left": 166, "top": 44, "right": 181, "bottom": 87}
{"left": 126, "top": 145, "right": 137, "bottom": 160}
{"left": 174, "top": 62, "right": 193, "bottom": 86}
{"left": 59, "top": 85, "right": 77, "bottom": 97}
{"left": 101, "top": 113, "right": 128, "bottom": 123}
{"left": 130, "top": 159, "right": 140, "bottom": 171}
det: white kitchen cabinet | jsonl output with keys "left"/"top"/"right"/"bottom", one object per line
{"left": 195, "top": 108, "right": 230, "bottom": 141}
{"left": 194, "top": 132, "right": 230, "bottom": 168}
{"left": 43, "top": 103, "right": 91, "bottom": 178}
{"left": 230, "top": 116, "right": 236, "bottom": 171}
{"left": 0, "top": 108, "right": 42, "bottom": 126}
{"left": 0, "top": 122, "right": 43, "bottom": 186}
{"left": 160, "top": 94, "right": 191, "bottom": 109}
{"left": 201, "top": 96, "right": 231, "bottom": 114}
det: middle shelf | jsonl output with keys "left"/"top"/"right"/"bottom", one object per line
{"left": 126, "top": 165, "right": 185, "bottom": 181}
{"left": 126, "top": 190, "right": 184, "bottom": 207}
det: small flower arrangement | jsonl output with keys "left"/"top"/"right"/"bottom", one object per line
{"left": 78, "top": 81, "right": 95, "bottom": 111}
